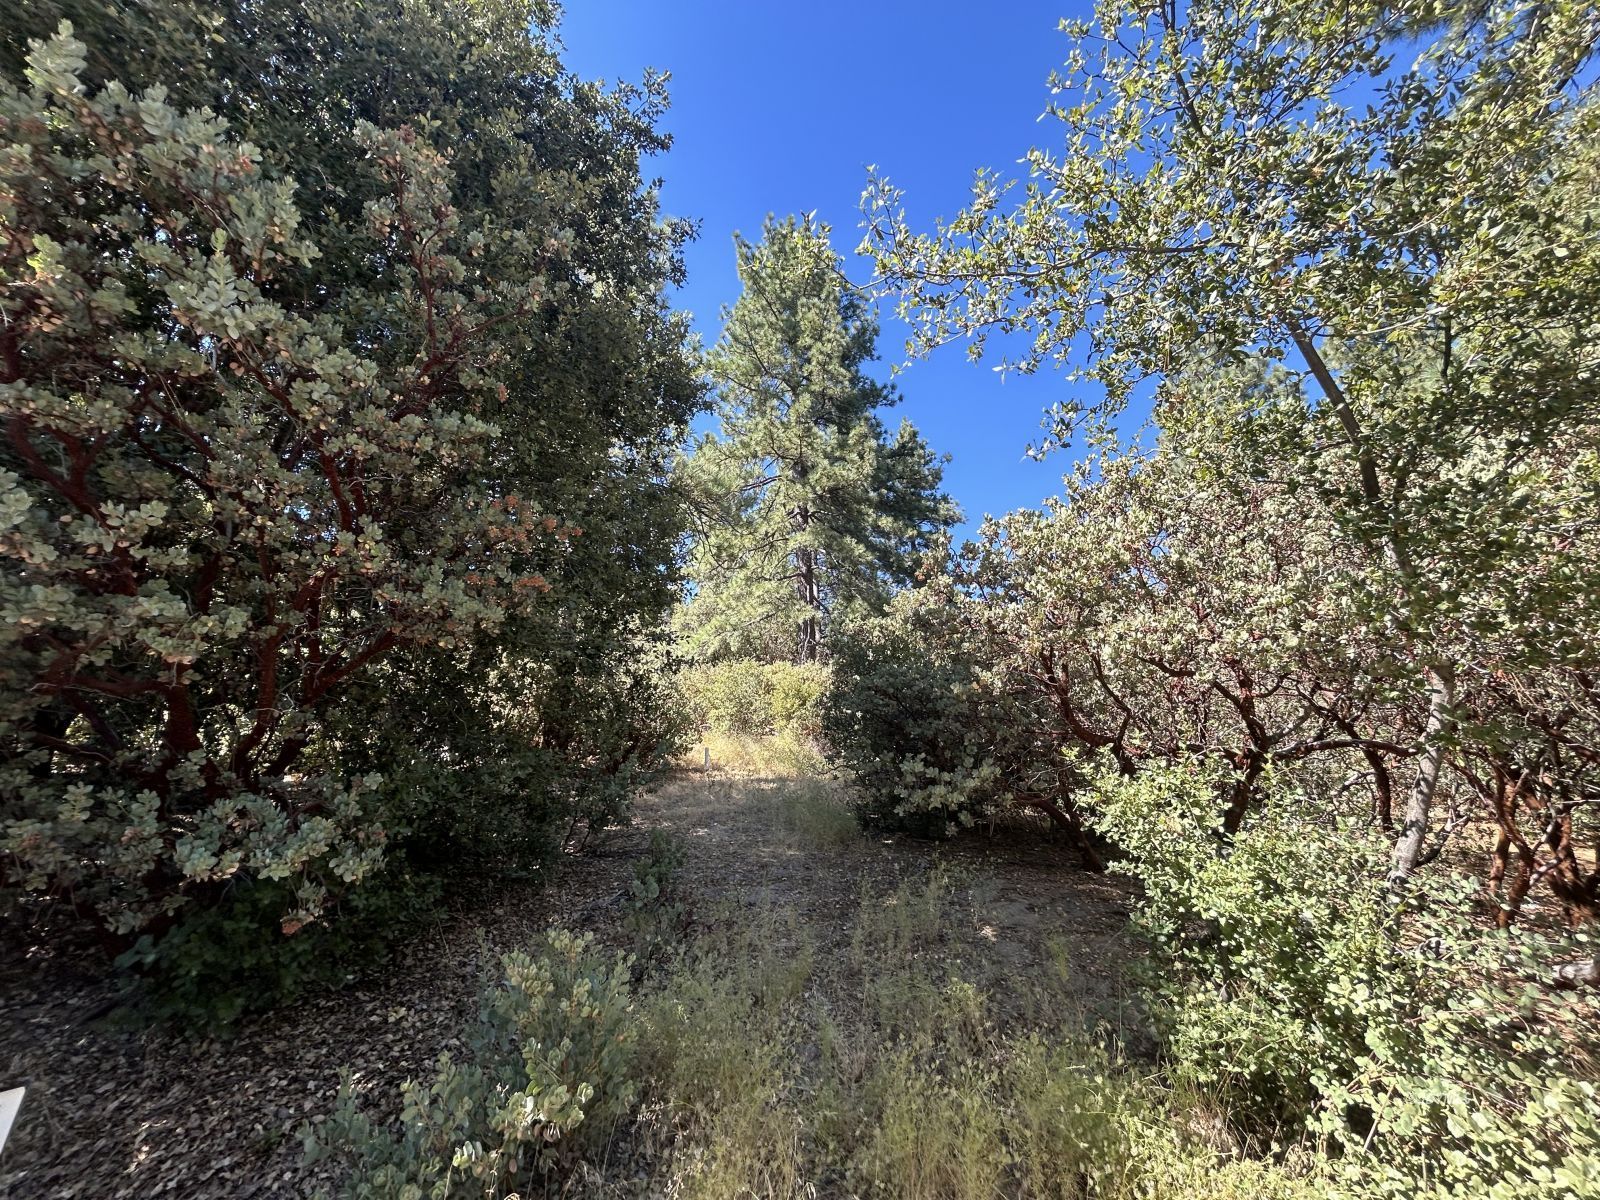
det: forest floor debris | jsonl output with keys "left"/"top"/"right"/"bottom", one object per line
{"left": 0, "top": 773, "right": 1134, "bottom": 1199}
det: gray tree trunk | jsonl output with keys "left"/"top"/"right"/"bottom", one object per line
{"left": 1388, "top": 663, "right": 1456, "bottom": 885}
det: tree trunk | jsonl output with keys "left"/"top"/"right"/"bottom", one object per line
{"left": 1363, "top": 744, "right": 1395, "bottom": 832}
{"left": 795, "top": 545, "right": 821, "bottom": 663}
{"left": 1022, "top": 790, "right": 1105, "bottom": 872}
{"left": 1388, "top": 663, "right": 1456, "bottom": 886}
{"left": 797, "top": 611, "right": 819, "bottom": 663}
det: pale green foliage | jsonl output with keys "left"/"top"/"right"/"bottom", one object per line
{"left": 836, "top": 444, "right": 1372, "bottom": 840}
{"left": 1092, "top": 762, "right": 1404, "bottom": 1123}
{"left": 679, "top": 658, "right": 774, "bottom": 735}
{"left": 868, "top": 0, "right": 1600, "bottom": 444}
{"left": 1093, "top": 763, "right": 1600, "bottom": 1197}
{"left": 892, "top": 756, "right": 1003, "bottom": 827}
{"left": 765, "top": 660, "right": 831, "bottom": 739}
{"left": 678, "top": 214, "right": 954, "bottom": 662}
{"left": 867, "top": 0, "right": 1600, "bottom": 883}
{"left": 696, "top": 728, "right": 828, "bottom": 778}
{"left": 986, "top": 436, "right": 1379, "bottom": 752}
{"left": 679, "top": 657, "right": 830, "bottom": 740}
{"left": 621, "top": 830, "right": 687, "bottom": 951}
{"left": 960, "top": 436, "right": 1404, "bottom": 842}
{"left": 312, "top": 929, "right": 638, "bottom": 1198}
{"left": 2, "top": 0, "right": 699, "bottom": 990}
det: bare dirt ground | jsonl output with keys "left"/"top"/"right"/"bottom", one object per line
{"left": 0, "top": 774, "right": 1136, "bottom": 1199}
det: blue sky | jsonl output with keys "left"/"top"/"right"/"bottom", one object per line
{"left": 557, "top": 1, "right": 1095, "bottom": 537}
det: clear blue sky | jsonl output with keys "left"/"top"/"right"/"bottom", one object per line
{"left": 557, "top": 1, "right": 1095, "bottom": 537}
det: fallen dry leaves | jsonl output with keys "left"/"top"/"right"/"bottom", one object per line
{"left": 0, "top": 774, "right": 1135, "bottom": 1198}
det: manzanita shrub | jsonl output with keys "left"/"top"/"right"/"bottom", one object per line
{"left": 821, "top": 589, "right": 1003, "bottom": 838}
{"left": 116, "top": 869, "right": 444, "bottom": 1029}
{"left": 310, "top": 928, "right": 640, "bottom": 1197}
{"left": 2, "top": 6, "right": 699, "bottom": 1017}
{"left": 2, "top": 30, "right": 528, "bottom": 937}
{"left": 1092, "top": 763, "right": 1600, "bottom": 1199}
{"left": 867, "top": 0, "right": 1600, "bottom": 899}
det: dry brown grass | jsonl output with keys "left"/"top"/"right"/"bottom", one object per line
{"left": 621, "top": 814, "right": 1326, "bottom": 1200}
{"left": 677, "top": 730, "right": 828, "bottom": 778}
{"left": 3, "top": 773, "right": 1316, "bottom": 1199}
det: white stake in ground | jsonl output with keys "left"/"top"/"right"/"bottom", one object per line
{"left": 0, "top": 1088, "right": 23, "bottom": 1156}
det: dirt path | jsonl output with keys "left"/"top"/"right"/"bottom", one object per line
{"left": 632, "top": 777, "right": 1139, "bottom": 1030}
{"left": 0, "top": 774, "right": 1135, "bottom": 1199}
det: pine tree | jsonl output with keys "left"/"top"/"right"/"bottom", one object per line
{"left": 679, "top": 215, "right": 955, "bottom": 663}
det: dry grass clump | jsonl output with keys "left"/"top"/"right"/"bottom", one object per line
{"left": 681, "top": 730, "right": 828, "bottom": 778}
{"left": 634, "top": 906, "right": 813, "bottom": 1198}
{"left": 763, "top": 779, "right": 861, "bottom": 848}
{"left": 312, "top": 814, "right": 1324, "bottom": 1199}
{"left": 625, "top": 871, "right": 1326, "bottom": 1200}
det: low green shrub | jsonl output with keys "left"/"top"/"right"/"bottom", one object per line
{"left": 1091, "top": 762, "right": 1600, "bottom": 1198}
{"left": 311, "top": 928, "right": 638, "bottom": 1197}
{"left": 764, "top": 661, "right": 830, "bottom": 740}
{"left": 821, "top": 593, "right": 1001, "bottom": 836}
{"left": 679, "top": 658, "right": 831, "bottom": 741}
{"left": 623, "top": 830, "right": 688, "bottom": 951}
{"left": 679, "top": 659, "right": 775, "bottom": 735}
{"left": 1310, "top": 901, "right": 1600, "bottom": 1200}
{"left": 115, "top": 869, "right": 442, "bottom": 1032}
